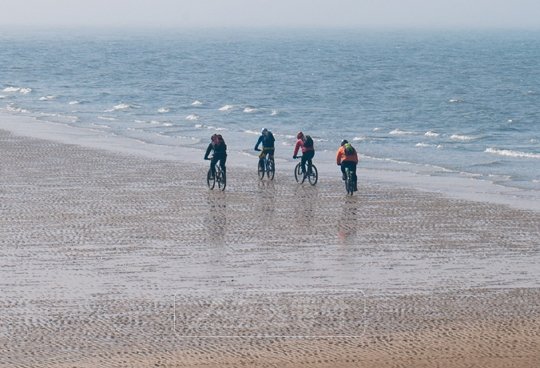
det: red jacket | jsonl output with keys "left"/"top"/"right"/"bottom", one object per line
{"left": 293, "top": 138, "right": 314, "bottom": 157}
{"left": 336, "top": 145, "right": 359, "bottom": 165}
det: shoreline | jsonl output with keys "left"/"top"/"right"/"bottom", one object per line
{"left": 1, "top": 126, "right": 539, "bottom": 367}
{"left": 1, "top": 110, "right": 539, "bottom": 213}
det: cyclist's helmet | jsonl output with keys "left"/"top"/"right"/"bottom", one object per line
{"left": 296, "top": 131, "right": 304, "bottom": 139}
{"left": 261, "top": 128, "right": 268, "bottom": 134}
{"left": 340, "top": 139, "right": 349, "bottom": 146}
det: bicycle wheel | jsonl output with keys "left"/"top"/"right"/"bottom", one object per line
{"left": 345, "top": 169, "right": 354, "bottom": 195}
{"left": 294, "top": 162, "right": 302, "bottom": 183}
{"left": 207, "top": 169, "right": 216, "bottom": 190}
{"left": 257, "top": 159, "right": 266, "bottom": 180}
{"left": 307, "top": 164, "right": 318, "bottom": 186}
{"left": 267, "top": 158, "right": 275, "bottom": 180}
{"left": 216, "top": 167, "right": 226, "bottom": 191}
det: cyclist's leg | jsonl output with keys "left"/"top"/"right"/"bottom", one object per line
{"left": 305, "top": 150, "right": 314, "bottom": 174}
{"left": 210, "top": 156, "right": 219, "bottom": 177}
{"left": 258, "top": 150, "right": 265, "bottom": 169}
{"left": 340, "top": 164, "right": 347, "bottom": 180}
{"left": 220, "top": 156, "right": 227, "bottom": 177}
{"left": 300, "top": 155, "right": 307, "bottom": 174}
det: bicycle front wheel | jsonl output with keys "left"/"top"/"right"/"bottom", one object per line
{"left": 258, "top": 160, "right": 265, "bottom": 180}
{"left": 207, "top": 169, "right": 216, "bottom": 190}
{"left": 294, "top": 163, "right": 302, "bottom": 183}
{"left": 307, "top": 164, "right": 318, "bottom": 186}
{"left": 267, "top": 159, "right": 275, "bottom": 180}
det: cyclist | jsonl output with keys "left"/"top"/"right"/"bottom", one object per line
{"left": 204, "top": 134, "right": 227, "bottom": 179}
{"left": 254, "top": 128, "right": 275, "bottom": 170}
{"left": 336, "top": 139, "right": 358, "bottom": 191}
{"left": 292, "top": 131, "right": 315, "bottom": 176}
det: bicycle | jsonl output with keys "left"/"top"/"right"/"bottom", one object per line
{"left": 294, "top": 156, "right": 318, "bottom": 185}
{"left": 256, "top": 150, "right": 275, "bottom": 180}
{"left": 207, "top": 160, "right": 226, "bottom": 191}
{"left": 344, "top": 167, "right": 355, "bottom": 195}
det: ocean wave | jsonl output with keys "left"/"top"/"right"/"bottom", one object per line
{"left": 450, "top": 134, "right": 475, "bottom": 141}
{"left": 191, "top": 100, "right": 203, "bottom": 106}
{"left": 68, "top": 100, "right": 80, "bottom": 105}
{"left": 185, "top": 114, "right": 199, "bottom": 121}
{"left": 5, "top": 103, "right": 29, "bottom": 113}
{"left": 270, "top": 109, "right": 278, "bottom": 116}
{"left": 424, "top": 131, "right": 440, "bottom": 137}
{"left": 243, "top": 107, "right": 258, "bottom": 113}
{"left": 39, "top": 95, "right": 56, "bottom": 101}
{"left": 353, "top": 136, "right": 367, "bottom": 141}
{"left": 389, "top": 129, "right": 414, "bottom": 135}
{"left": 485, "top": 148, "right": 540, "bottom": 159}
{"left": 219, "top": 104, "right": 234, "bottom": 111}
{"left": 244, "top": 129, "right": 260, "bottom": 135}
{"left": 105, "top": 103, "right": 133, "bottom": 112}
{"left": 415, "top": 142, "right": 436, "bottom": 148}
{"left": 3, "top": 86, "right": 32, "bottom": 94}
{"left": 157, "top": 107, "right": 170, "bottom": 113}
{"left": 448, "top": 98, "right": 464, "bottom": 103}
{"left": 97, "top": 116, "right": 117, "bottom": 121}
{"left": 0, "top": 95, "right": 6, "bottom": 99}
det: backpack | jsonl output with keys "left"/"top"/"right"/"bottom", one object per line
{"left": 344, "top": 143, "right": 354, "bottom": 155}
{"left": 304, "top": 135, "right": 314, "bottom": 148}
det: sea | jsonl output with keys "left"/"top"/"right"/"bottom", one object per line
{"left": 1, "top": 28, "right": 539, "bottom": 207}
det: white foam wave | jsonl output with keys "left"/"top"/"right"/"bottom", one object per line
{"left": 185, "top": 114, "right": 199, "bottom": 121}
{"left": 424, "top": 131, "right": 439, "bottom": 137}
{"left": 162, "top": 122, "right": 173, "bottom": 127}
{"left": 105, "top": 103, "right": 132, "bottom": 112}
{"left": 450, "top": 134, "right": 475, "bottom": 141}
{"left": 68, "top": 100, "right": 80, "bottom": 105}
{"left": 373, "top": 127, "right": 382, "bottom": 132}
{"left": 389, "top": 129, "right": 414, "bottom": 135}
{"left": 39, "top": 95, "right": 56, "bottom": 101}
{"left": 415, "top": 143, "right": 436, "bottom": 148}
{"left": 98, "top": 116, "right": 117, "bottom": 121}
{"left": 245, "top": 129, "right": 260, "bottom": 135}
{"left": 0, "top": 95, "right": 6, "bottom": 99}
{"left": 158, "top": 107, "right": 170, "bottom": 113}
{"left": 219, "top": 104, "right": 234, "bottom": 111}
{"left": 3, "top": 87, "right": 20, "bottom": 92}
{"left": 270, "top": 109, "right": 278, "bottom": 116}
{"left": 195, "top": 124, "right": 204, "bottom": 129}
{"left": 353, "top": 136, "right": 367, "bottom": 141}
{"left": 243, "top": 107, "right": 257, "bottom": 113}
{"left": 20, "top": 88, "right": 32, "bottom": 94}
{"left": 191, "top": 100, "right": 203, "bottom": 106}
{"left": 485, "top": 148, "right": 540, "bottom": 159}
{"left": 6, "top": 103, "right": 29, "bottom": 113}
{"left": 448, "top": 98, "right": 463, "bottom": 103}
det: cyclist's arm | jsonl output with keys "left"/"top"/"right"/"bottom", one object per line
{"left": 293, "top": 140, "right": 302, "bottom": 157}
{"left": 254, "top": 136, "right": 263, "bottom": 150}
{"left": 204, "top": 144, "right": 213, "bottom": 160}
{"left": 336, "top": 147, "right": 343, "bottom": 165}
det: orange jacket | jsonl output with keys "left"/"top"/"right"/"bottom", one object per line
{"left": 336, "top": 146, "right": 359, "bottom": 165}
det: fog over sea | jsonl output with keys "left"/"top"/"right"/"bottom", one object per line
{"left": 1, "top": 28, "right": 539, "bottom": 207}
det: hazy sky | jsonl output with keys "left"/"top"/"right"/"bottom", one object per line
{"left": 1, "top": 0, "right": 539, "bottom": 29}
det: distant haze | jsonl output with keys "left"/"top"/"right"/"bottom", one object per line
{"left": 0, "top": 0, "right": 539, "bottom": 29}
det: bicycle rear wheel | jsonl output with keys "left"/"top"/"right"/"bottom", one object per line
{"left": 294, "top": 163, "right": 302, "bottom": 183}
{"left": 267, "top": 159, "right": 275, "bottom": 180}
{"left": 345, "top": 168, "right": 354, "bottom": 195}
{"left": 307, "top": 164, "right": 318, "bottom": 186}
{"left": 207, "top": 169, "right": 216, "bottom": 189}
{"left": 216, "top": 167, "right": 226, "bottom": 191}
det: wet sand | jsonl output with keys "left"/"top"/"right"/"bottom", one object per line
{"left": 1, "top": 129, "right": 539, "bottom": 367}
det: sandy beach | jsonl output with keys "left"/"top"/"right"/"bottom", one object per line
{"left": 1, "top": 128, "right": 539, "bottom": 367}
